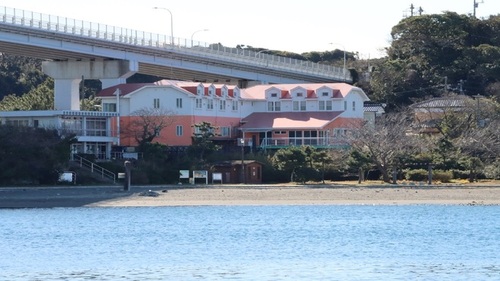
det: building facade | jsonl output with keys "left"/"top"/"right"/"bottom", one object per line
{"left": 0, "top": 110, "right": 119, "bottom": 160}
{"left": 97, "top": 80, "right": 370, "bottom": 151}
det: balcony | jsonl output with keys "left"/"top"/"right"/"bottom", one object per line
{"left": 260, "top": 137, "right": 349, "bottom": 149}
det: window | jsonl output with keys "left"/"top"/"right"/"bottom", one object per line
{"left": 267, "top": 101, "right": 281, "bottom": 111}
{"left": 219, "top": 100, "right": 226, "bottom": 110}
{"left": 271, "top": 93, "right": 278, "bottom": 98}
{"left": 232, "top": 100, "right": 238, "bottom": 111}
{"left": 293, "top": 101, "right": 306, "bottom": 111}
{"left": 344, "top": 101, "right": 347, "bottom": 111}
{"left": 195, "top": 98, "right": 202, "bottom": 109}
{"left": 103, "top": 103, "right": 117, "bottom": 112}
{"left": 352, "top": 101, "right": 356, "bottom": 111}
{"left": 6, "top": 119, "right": 29, "bottom": 127}
{"left": 176, "top": 98, "right": 182, "bottom": 108}
{"left": 296, "top": 92, "right": 303, "bottom": 97}
{"left": 154, "top": 98, "right": 160, "bottom": 109}
{"left": 325, "top": 100, "right": 332, "bottom": 110}
{"left": 61, "top": 117, "right": 83, "bottom": 134}
{"left": 322, "top": 92, "right": 329, "bottom": 97}
{"left": 86, "top": 118, "right": 107, "bottom": 136}
{"left": 220, "top": 127, "right": 230, "bottom": 137}
{"left": 207, "top": 99, "right": 214, "bottom": 110}
{"left": 319, "top": 101, "right": 325, "bottom": 110}
{"left": 176, "top": 125, "right": 183, "bottom": 136}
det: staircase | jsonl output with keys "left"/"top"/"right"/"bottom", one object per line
{"left": 72, "top": 155, "right": 116, "bottom": 183}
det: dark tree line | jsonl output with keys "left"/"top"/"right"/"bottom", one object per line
{"left": 0, "top": 125, "right": 74, "bottom": 185}
{"left": 366, "top": 12, "right": 499, "bottom": 109}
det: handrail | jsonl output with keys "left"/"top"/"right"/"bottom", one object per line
{"left": 0, "top": 6, "right": 352, "bottom": 82}
{"left": 260, "top": 137, "right": 349, "bottom": 148}
{"left": 73, "top": 155, "right": 116, "bottom": 183}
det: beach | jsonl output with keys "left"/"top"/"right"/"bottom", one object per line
{"left": 1, "top": 183, "right": 499, "bottom": 208}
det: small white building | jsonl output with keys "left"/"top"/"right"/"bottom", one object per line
{"left": 0, "top": 110, "right": 119, "bottom": 159}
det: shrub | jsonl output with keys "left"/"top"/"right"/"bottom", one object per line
{"left": 433, "top": 170, "right": 453, "bottom": 183}
{"left": 451, "top": 169, "right": 469, "bottom": 180}
{"left": 405, "top": 169, "right": 428, "bottom": 182}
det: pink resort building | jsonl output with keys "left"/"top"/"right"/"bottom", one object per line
{"left": 97, "top": 80, "right": 371, "bottom": 153}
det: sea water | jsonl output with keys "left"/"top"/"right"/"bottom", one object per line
{"left": 0, "top": 205, "right": 498, "bottom": 280}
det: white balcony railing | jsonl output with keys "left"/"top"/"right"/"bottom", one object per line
{"left": 260, "top": 137, "right": 349, "bottom": 148}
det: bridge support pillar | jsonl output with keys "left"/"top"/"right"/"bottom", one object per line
{"left": 42, "top": 60, "right": 138, "bottom": 110}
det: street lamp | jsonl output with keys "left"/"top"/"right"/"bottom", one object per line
{"left": 255, "top": 49, "right": 268, "bottom": 58}
{"left": 329, "top": 42, "right": 346, "bottom": 81}
{"left": 153, "top": 7, "right": 174, "bottom": 45}
{"left": 239, "top": 137, "right": 245, "bottom": 184}
{"left": 190, "top": 29, "right": 209, "bottom": 47}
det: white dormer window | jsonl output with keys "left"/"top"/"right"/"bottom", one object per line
{"left": 296, "top": 92, "right": 303, "bottom": 97}
{"left": 322, "top": 92, "right": 329, "bottom": 97}
{"left": 271, "top": 93, "right": 278, "bottom": 98}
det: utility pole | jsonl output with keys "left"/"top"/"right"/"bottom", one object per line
{"left": 409, "top": 4, "right": 423, "bottom": 17}
{"left": 473, "top": 0, "right": 483, "bottom": 18}
{"left": 444, "top": 76, "right": 448, "bottom": 94}
{"left": 418, "top": 6, "right": 424, "bottom": 16}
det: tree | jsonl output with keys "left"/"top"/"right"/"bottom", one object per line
{"left": 271, "top": 146, "right": 307, "bottom": 183}
{"left": 347, "top": 149, "right": 372, "bottom": 183}
{"left": 0, "top": 125, "right": 75, "bottom": 185}
{"left": 122, "top": 107, "right": 177, "bottom": 146}
{"left": 0, "top": 54, "right": 46, "bottom": 100}
{"left": 188, "top": 121, "right": 221, "bottom": 163}
{"left": 310, "top": 149, "right": 334, "bottom": 183}
{"left": 370, "top": 13, "right": 500, "bottom": 108}
{"left": 348, "top": 112, "right": 418, "bottom": 183}
{"left": 0, "top": 79, "right": 54, "bottom": 110}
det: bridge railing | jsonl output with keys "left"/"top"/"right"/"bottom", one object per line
{"left": 0, "top": 6, "right": 351, "bottom": 82}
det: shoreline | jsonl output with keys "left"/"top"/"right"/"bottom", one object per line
{"left": 1, "top": 184, "right": 500, "bottom": 208}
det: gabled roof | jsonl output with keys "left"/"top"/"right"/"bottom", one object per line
{"left": 410, "top": 95, "right": 472, "bottom": 109}
{"left": 98, "top": 83, "right": 150, "bottom": 97}
{"left": 240, "top": 111, "right": 343, "bottom": 131}
{"left": 97, "top": 80, "right": 237, "bottom": 98}
{"left": 241, "top": 83, "right": 364, "bottom": 100}
{"left": 364, "top": 102, "right": 386, "bottom": 113}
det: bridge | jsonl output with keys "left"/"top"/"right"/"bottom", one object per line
{"left": 0, "top": 6, "right": 352, "bottom": 110}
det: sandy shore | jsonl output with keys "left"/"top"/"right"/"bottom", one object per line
{"left": 2, "top": 184, "right": 498, "bottom": 208}
{"left": 94, "top": 186, "right": 500, "bottom": 207}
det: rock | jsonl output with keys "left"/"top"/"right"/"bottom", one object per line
{"left": 138, "top": 190, "right": 160, "bottom": 197}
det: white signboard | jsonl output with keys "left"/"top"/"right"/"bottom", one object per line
{"left": 193, "top": 170, "right": 208, "bottom": 184}
{"left": 179, "top": 170, "right": 190, "bottom": 179}
{"left": 212, "top": 172, "right": 222, "bottom": 184}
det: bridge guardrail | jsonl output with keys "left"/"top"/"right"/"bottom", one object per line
{"left": 0, "top": 6, "right": 351, "bottom": 82}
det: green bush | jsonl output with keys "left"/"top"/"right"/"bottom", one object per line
{"left": 451, "top": 169, "right": 469, "bottom": 179}
{"left": 405, "top": 169, "right": 428, "bottom": 182}
{"left": 433, "top": 170, "right": 453, "bottom": 183}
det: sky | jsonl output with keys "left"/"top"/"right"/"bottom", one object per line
{"left": 2, "top": 0, "right": 499, "bottom": 59}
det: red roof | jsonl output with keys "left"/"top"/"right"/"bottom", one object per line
{"left": 98, "top": 83, "right": 150, "bottom": 97}
{"left": 240, "top": 111, "right": 343, "bottom": 131}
